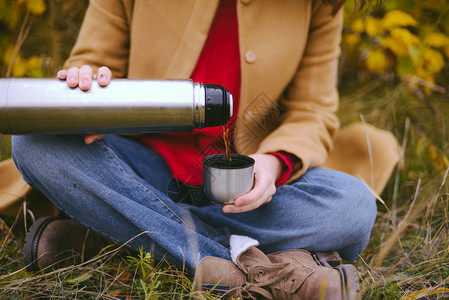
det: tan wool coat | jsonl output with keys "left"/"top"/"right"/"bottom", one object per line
{"left": 0, "top": 0, "right": 400, "bottom": 216}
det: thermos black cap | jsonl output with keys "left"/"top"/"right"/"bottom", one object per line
{"left": 204, "top": 84, "right": 232, "bottom": 127}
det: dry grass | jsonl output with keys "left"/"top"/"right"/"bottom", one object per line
{"left": 0, "top": 214, "right": 216, "bottom": 299}
{"left": 338, "top": 78, "right": 449, "bottom": 299}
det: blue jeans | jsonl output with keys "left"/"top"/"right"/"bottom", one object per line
{"left": 12, "top": 134, "right": 376, "bottom": 272}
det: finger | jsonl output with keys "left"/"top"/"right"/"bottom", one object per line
{"left": 66, "top": 67, "right": 79, "bottom": 88}
{"left": 223, "top": 174, "right": 275, "bottom": 213}
{"left": 85, "top": 134, "right": 104, "bottom": 145}
{"left": 223, "top": 191, "right": 268, "bottom": 213}
{"left": 265, "top": 195, "right": 273, "bottom": 204}
{"left": 235, "top": 186, "right": 273, "bottom": 212}
{"left": 233, "top": 187, "right": 264, "bottom": 208}
{"left": 85, "top": 134, "right": 104, "bottom": 144}
{"left": 97, "top": 66, "right": 112, "bottom": 87}
{"left": 78, "top": 65, "right": 93, "bottom": 91}
{"left": 234, "top": 173, "right": 271, "bottom": 207}
{"left": 57, "top": 70, "right": 67, "bottom": 80}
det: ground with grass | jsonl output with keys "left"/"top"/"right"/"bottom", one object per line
{"left": 339, "top": 77, "right": 449, "bottom": 300}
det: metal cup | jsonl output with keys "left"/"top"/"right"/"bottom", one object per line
{"left": 202, "top": 154, "right": 255, "bottom": 205}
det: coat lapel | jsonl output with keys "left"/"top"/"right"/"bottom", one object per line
{"left": 128, "top": 0, "right": 219, "bottom": 79}
{"left": 164, "top": 0, "right": 220, "bottom": 78}
{"left": 235, "top": 0, "right": 311, "bottom": 154}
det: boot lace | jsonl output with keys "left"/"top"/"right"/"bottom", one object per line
{"left": 230, "top": 262, "right": 300, "bottom": 300}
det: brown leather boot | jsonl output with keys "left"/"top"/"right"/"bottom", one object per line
{"left": 23, "top": 217, "right": 108, "bottom": 271}
{"left": 267, "top": 250, "right": 361, "bottom": 300}
{"left": 194, "top": 246, "right": 361, "bottom": 300}
{"left": 193, "top": 256, "right": 248, "bottom": 296}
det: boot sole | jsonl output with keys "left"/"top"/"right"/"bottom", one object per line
{"left": 23, "top": 216, "right": 58, "bottom": 271}
{"left": 313, "top": 252, "right": 361, "bottom": 300}
{"left": 336, "top": 264, "right": 361, "bottom": 300}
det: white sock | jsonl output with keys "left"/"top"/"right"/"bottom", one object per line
{"left": 229, "top": 234, "right": 259, "bottom": 265}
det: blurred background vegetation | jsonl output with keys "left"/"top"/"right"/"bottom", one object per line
{"left": 0, "top": 0, "right": 88, "bottom": 78}
{"left": 1, "top": 0, "right": 449, "bottom": 298}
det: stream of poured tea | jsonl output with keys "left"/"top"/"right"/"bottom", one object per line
{"left": 222, "top": 124, "right": 232, "bottom": 162}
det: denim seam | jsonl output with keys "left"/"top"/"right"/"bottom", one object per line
{"left": 60, "top": 208, "right": 133, "bottom": 249}
{"left": 98, "top": 140, "right": 195, "bottom": 231}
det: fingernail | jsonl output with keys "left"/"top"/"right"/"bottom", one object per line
{"left": 81, "top": 79, "right": 88, "bottom": 86}
{"left": 99, "top": 74, "right": 105, "bottom": 80}
{"left": 223, "top": 206, "right": 233, "bottom": 213}
{"left": 69, "top": 76, "right": 76, "bottom": 82}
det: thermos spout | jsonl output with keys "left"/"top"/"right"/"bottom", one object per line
{"left": 0, "top": 78, "right": 233, "bottom": 135}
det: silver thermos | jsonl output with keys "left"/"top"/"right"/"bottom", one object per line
{"left": 0, "top": 78, "right": 233, "bottom": 134}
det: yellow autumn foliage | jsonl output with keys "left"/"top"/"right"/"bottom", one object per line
{"left": 420, "top": 48, "right": 445, "bottom": 75}
{"left": 3, "top": 3, "right": 21, "bottom": 29}
{"left": 426, "top": 32, "right": 449, "bottom": 48}
{"left": 343, "top": 3, "right": 449, "bottom": 96}
{"left": 350, "top": 18, "right": 364, "bottom": 33}
{"left": 25, "top": 0, "right": 46, "bottom": 15}
{"left": 443, "top": 47, "right": 449, "bottom": 59}
{"left": 2, "top": 46, "right": 15, "bottom": 67}
{"left": 381, "top": 28, "right": 420, "bottom": 56}
{"left": 382, "top": 10, "right": 417, "bottom": 30}
{"left": 365, "top": 16, "right": 384, "bottom": 37}
{"left": 343, "top": 33, "right": 361, "bottom": 49}
{"left": 2, "top": 45, "right": 44, "bottom": 77}
{"left": 390, "top": 28, "right": 420, "bottom": 47}
{"left": 365, "top": 48, "right": 388, "bottom": 73}
{"left": 381, "top": 36, "right": 405, "bottom": 56}
{"left": 11, "top": 55, "right": 44, "bottom": 77}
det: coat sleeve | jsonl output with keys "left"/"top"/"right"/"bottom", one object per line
{"left": 63, "top": 0, "right": 133, "bottom": 78}
{"left": 256, "top": 1, "right": 342, "bottom": 182}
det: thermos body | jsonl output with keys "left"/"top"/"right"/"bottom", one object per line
{"left": 0, "top": 78, "right": 233, "bottom": 135}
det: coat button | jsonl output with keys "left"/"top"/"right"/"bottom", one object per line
{"left": 240, "top": 0, "right": 251, "bottom": 5}
{"left": 245, "top": 50, "right": 257, "bottom": 64}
